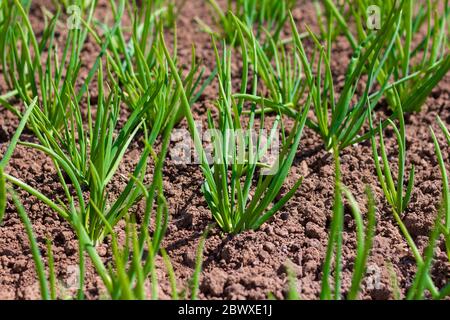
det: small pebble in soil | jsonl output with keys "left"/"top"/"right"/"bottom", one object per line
{"left": 274, "top": 228, "right": 288, "bottom": 237}
{"left": 305, "top": 222, "right": 324, "bottom": 239}
{"left": 262, "top": 225, "right": 274, "bottom": 235}
{"left": 263, "top": 242, "right": 276, "bottom": 253}
{"left": 280, "top": 211, "right": 289, "bottom": 220}
{"left": 12, "top": 259, "right": 27, "bottom": 273}
{"left": 300, "top": 160, "right": 309, "bottom": 176}
{"left": 64, "top": 240, "right": 77, "bottom": 256}
{"left": 183, "top": 249, "right": 196, "bottom": 268}
{"left": 43, "top": 217, "right": 54, "bottom": 225}
{"left": 258, "top": 250, "right": 270, "bottom": 262}
{"left": 201, "top": 268, "right": 228, "bottom": 296}
{"left": 220, "top": 246, "right": 233, "bottom": 263}
{"left": 304, "top": 260, "right": 319, "bottom": 274}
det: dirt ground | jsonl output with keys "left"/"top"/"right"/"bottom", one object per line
{"left": 0, "top": 0, "right": 449, "bottom": 300}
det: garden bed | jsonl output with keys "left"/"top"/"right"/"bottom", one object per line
{"left": 0, "top": 0, "right": 449, "bottom": 300}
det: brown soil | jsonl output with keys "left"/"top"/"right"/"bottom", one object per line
{"left": 0, "top": 0, "right": 449, "bottom": 300}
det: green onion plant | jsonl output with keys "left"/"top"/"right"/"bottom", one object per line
{"left": 3, "top": 53, "right": 187, "bottom": 243}
{"left": 204, "top": 0, "right": 296, "bottom": 49}
{"left": 430, "top": 117, "right": 450, "bottom": 261}
{"left": 95, "top": 221, "right": 211, "bottom": 300}
{"left": 8, "top": 188, "right": 210, "bottom": 300}
{"left": 162, "top": 32, "right": 309, "bottom": 234}
{"left": 319, "top": 0, "right": 450, "bottom": 113}
{"left": 87, "top": 0, "right": 212, "bottom": 141}
{"left": 406, "top": 205, "right": 446, "bottom": 299}
{"left": 238, "top": 9, "right": 408, "bottom": 151}
{"left": 289, "top": 9, "right": 405, "bottom": 151}
{"left": 10, "top": 64, "right": 159, "bottom": 243}
{"left": 369, "top": 104, "right": 414, "bottom": 217}
{"left": 0, "top": 0, "right": 98, "bottom": 128}
{"left": 2, "top": 109, "right": 175, "bottom": 298}
{"left": 206, "top": 37, "right": 310, "bottom": 233}
{"left": 320, "top": 143, "right": 376, "bottom": 300}
{"left": 10, "top": 191, "right": 55, "bottom": 300}
{"left": 229, "top": 14, "right": 308, "bottom": 116}
{"left": 369, "top": 104, "right": 441, "bottom": 298}
{"left": 0, "top": 97, "right": 37, "bottom": 223}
